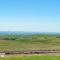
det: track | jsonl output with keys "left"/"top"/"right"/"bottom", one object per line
{"left": 1, "top": 50, "right": 60, "bottom": 55}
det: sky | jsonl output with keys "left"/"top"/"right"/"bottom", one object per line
{"left": 0, "top": 0, "right": 60, "bottom": 32}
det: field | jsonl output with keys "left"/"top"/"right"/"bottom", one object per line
{"left": 0, "top": 55, "right": 60, "bottom": 60}
{"left": 0, "top": 34, "right": 60, "bottom": 51}
{"left": 0, "top": 33, "right": 60, "bottom": 60}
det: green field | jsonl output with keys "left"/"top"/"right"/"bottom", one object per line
{"left": 0, "top": 55, "right": 60, "bottom": 60}
{"left": 0, "top": 34, "right": 60, "bottom": 51}
{"left": 0, "top": 34, "right": 60, "bottom": 60}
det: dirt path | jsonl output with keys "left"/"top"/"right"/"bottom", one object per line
{"left": 1, "top": 50, "right": 60, "bottom": 55}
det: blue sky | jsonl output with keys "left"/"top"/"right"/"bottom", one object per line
{"left": 0, "top": 0, "right": 60, "bottom": 32}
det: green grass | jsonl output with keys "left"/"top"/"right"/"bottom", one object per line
{"left": 0, "top": 34, "right": 60, "bottom": 51}
{"left": 0, "top": 55, "right": 60, "bottom": 60}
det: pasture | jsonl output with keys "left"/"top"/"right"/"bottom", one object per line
{"left": 0, "top": 34, "right": 60, "bottom": 60}
{"left": 0, "top": 34, "right": 60, "bottom": 51}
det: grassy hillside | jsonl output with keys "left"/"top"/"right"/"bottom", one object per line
{"left": 0, "top": 34, "right": 60, "bottom": 51}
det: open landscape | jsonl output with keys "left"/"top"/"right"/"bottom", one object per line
{"left": 0, "top": 32, "right": 60, "bottom": 60}
{"left": 0, "top": 0, "right": 60, "bottom": 60}
{"left": 0, "top": 32, "right": 60, "bottom": 51}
